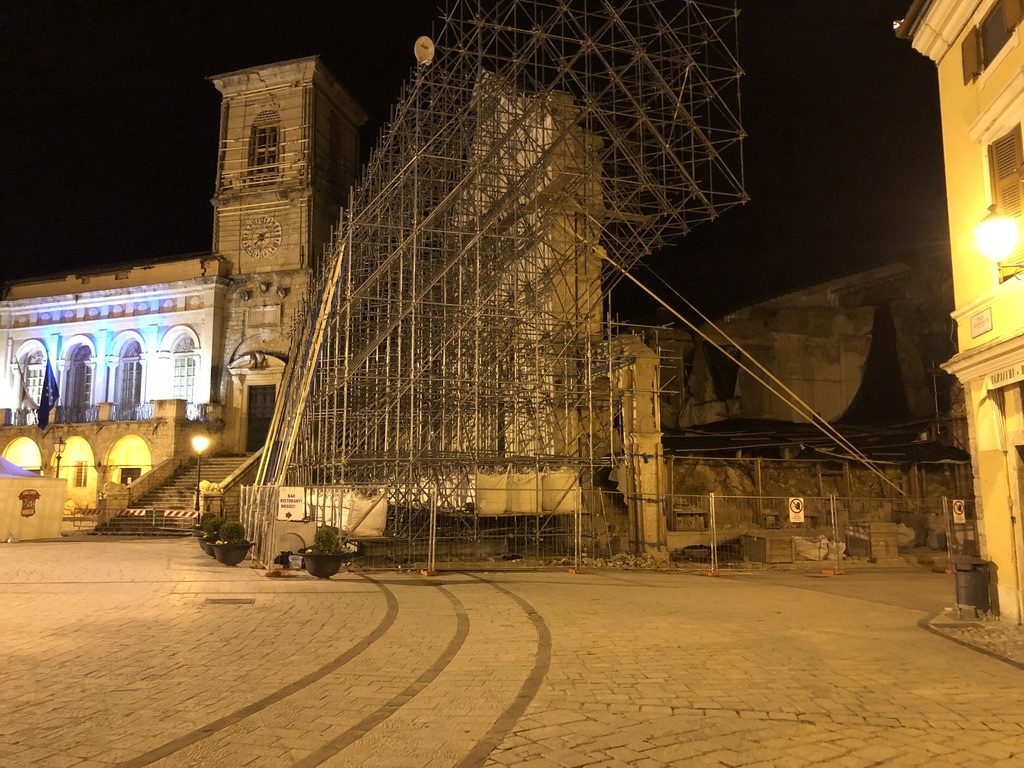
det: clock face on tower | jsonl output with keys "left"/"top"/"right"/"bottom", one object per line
{"left": 242, "top": 216, "right": 283, "bottom": 259}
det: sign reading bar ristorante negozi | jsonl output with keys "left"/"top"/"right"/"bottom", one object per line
{"left": 989, "top": 363, "right": 1024, "bottom": 389}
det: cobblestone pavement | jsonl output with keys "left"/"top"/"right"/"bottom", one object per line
{"left": 1, "top": 539, "right": 1023, "bottom": 767}
{"left": 928, "top": 614, "right": 1024, "bottom": 667}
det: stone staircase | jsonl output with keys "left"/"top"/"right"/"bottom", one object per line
{"left": 94, "top": 455, "right": 251, "bottom": 537}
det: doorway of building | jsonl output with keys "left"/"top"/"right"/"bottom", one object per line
{"left": 246, "top": 384, "right": 276, "bottom": 452}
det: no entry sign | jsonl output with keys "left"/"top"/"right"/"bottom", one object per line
{"left": 788, "top": 497, "right": 805, "bottom": 524}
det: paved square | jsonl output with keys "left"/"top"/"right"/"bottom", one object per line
{"left": 1, "top": 539, "right": 1021, "bottom": 767}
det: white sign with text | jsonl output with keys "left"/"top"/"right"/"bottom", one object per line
{"left": 278, "top": 487, "right": 306, "bottom": 521}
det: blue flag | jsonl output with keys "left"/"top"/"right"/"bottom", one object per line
{"left": 37, "top": 359, "right": 59, "bottom": 429}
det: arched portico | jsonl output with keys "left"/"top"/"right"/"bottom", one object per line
{"left": 59, "top": 436, "right": 97, "bottom": 511}
{"left": 105, "top": 435, "right": 153, "bottom": 486}
{"left": 3, "top": 436, "right": 42, "bottom": 473}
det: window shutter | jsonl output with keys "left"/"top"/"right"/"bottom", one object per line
{"left": 963, "top": 27, "right": 981, "bottom": 84}
{"left": 1003, "top": 0, "right": 1024, "bottom": 31}
{"left": 988, "top": 126, "right": 1024, "bottom": 216}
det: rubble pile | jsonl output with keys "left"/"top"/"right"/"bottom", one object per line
{"left": 582, "top": 552, "right": 666, "bottom": 570}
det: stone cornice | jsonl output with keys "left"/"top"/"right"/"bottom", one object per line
{"left": 943, "top": 329, "right": 1024, "bottom": 380}
{"left": 0, "top": 276, "right": 230, "bottom": 313}
{"left": 210, "top": 56, "right": 367, "bottom": 128}
{"left": 209, "top": 56, "right": 319, "bottom": 95}
{"left": 903, "top": 0, "right": 984, "bottom": 63}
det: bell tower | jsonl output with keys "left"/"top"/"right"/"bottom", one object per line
{"left": 208, "top": 57, "right": 366, "bottom": 454}
{"left": 209, "top": 56, "right": 366, "bottom": 275}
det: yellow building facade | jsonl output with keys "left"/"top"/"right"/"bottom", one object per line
{"left": 901, "top": 0, "right": 1024, "bottom": 622}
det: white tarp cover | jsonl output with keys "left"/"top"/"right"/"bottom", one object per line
{"left": 346, "top": 491, "right": 387, "bottom": 538}
{"left": 475, "top": 470, "right": 579, "bottom": 515}
{"left": 475, "top": 471, "right": 510, "bottom": 516}
{"left": 0, "top": 476, "right": 66, "bottom": 541}
{"left": 305, "top": 488, "right": 388, "bottom": 538}
{"left": 542, "top": 470, "right": 579, "bottom": 514}
{"left": 508, "top": 472, "right": 540, "bottom": 514}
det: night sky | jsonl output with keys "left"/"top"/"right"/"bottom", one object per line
{"left": 1, "top": 1, "right": 946, "bottom": 317}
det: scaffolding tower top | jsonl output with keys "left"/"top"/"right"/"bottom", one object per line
{"left": 258, "top": 0, "right": 746, "bottom": 494}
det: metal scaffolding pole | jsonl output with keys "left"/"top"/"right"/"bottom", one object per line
{"left": 256, "top": 1, "right": 746, "bottom": 554}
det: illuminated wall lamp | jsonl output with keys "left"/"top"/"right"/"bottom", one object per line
{"left": 975, "top": 204, "right": 1023, "bottom": 278}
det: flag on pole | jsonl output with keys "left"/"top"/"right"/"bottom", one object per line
{"left": 37, "top": 359, "right": 59, "bottom": 429}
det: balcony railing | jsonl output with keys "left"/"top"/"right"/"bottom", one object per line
{"left": 3, "top": 399, "right": 216, "bottom": 428}
{"left": 56, "top": 405, "right": 99, "bottom": 425}
{"left": 186, "top": 402, "right": 212, "bottom": 422}
{"left": 110, "top": 402, "right": 154, "bottom": 422}
{"left": 7, "top": 408, "right": 39, "bottom": 427}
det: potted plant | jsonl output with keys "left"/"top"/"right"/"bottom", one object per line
{"left": 303, "top": 526, "right": 346, "bottom": 579}
{"left": 199, "top": 516, "right": 224, "bottom": 556}
{"left": 211, "top": 521, "right": 252, "bottom": 567}
{"left": 193, "top": 512, "right": 210, "bottom": 538}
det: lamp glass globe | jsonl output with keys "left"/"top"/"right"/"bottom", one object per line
{"left": 975, "top": 211, "right": 1019, "bottom": 263}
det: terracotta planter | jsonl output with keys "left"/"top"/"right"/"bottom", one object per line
{"left": 304, "top": 552, "right": 344, "bottom": 579}
{"left": 212, "top": 541, "right": 252, "bottom": 567}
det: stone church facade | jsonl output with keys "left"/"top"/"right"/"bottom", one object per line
{"left": 0, "top": 57, "right": 366, "bottom": 510}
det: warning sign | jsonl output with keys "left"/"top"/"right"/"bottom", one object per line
{"left": 277, "top": 487, "right": 305, "bottom": 521}
{"left": 951, "top": 499, "right": 966, "bottom": 525}
{"left": 788, "top": 497, "right": 805, "bottom": 524}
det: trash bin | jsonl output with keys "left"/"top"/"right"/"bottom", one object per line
{"left": 954, "top": 557, "right": 991, "bottom": 612}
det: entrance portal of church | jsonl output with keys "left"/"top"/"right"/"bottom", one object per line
{"left": 246, "top": 385, "right": 275, "bottom": 452}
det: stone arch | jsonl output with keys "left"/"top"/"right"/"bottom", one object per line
{"left": 11, "top": 340, "right": 48, "bottom": 410}
{"left": 157, "top": 325, "right": 202, "bottom": 404}
{"left": 13, "top": 338, "right": 47, "bottom": 361}
{"left": 104, "top": 435, "right": 152, "bottom": 486}
{"left": 114, "top": 340, "right": 143, "bottom": 408}
{"left": 59, "top": 436, "right": 97, "bottom": 510}
{"left": 110, "top": 329, "right": 147, "bottom": 357}
{"left": 3, "top": 437, "right": 42, "bottom": 473}
{"left": 62, "top": 334, "right": 97, "bottom": 360}
{"left": 63, "top": 340, "right": 96, "bottom": 413}
{"left": 158, "top": 324, "right": 200, "bottom": 353}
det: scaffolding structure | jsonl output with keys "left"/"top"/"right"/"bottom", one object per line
{"left": 252, "top": 0, "right": 746, "bottom": 554}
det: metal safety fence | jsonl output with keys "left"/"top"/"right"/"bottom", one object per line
{"left": 240, "top": 484, "right": 597, "bottom": 571}
{"left": 663, "top": 493, "right": 978, "bottom": 572}
{"left": 61, "top": 508, "right": 99, "bottom": 534}
{"left": 240, "top": 485, "right": 978, "bottom": 572}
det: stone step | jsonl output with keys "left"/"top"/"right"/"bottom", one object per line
{"left": 133, "top": 454, "right": 252, "bottom": 510}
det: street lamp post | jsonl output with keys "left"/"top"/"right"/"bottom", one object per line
{"left": 192, "top": 435, "right": 210, "bottom": 514}
{"left": 53, "top": 436, "right": 66, "bottom": 479}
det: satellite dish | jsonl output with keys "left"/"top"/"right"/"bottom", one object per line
{"left": 414, "top": 36, "right": 435, "bottom": 66}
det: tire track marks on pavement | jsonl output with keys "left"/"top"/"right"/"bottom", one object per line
{"left": 292, "top": 585, "right": 471, "bottom": 768}
{"left": 454, "top": 574, "right": 551, "bottom": 768}
{"left": 114, "top": 575, "right": 398, "bottom": 768}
